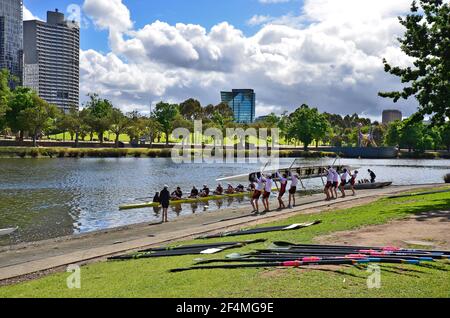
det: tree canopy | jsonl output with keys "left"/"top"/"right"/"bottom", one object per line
{"left": 379, "top": 0, "right": 450, "bottom": 125}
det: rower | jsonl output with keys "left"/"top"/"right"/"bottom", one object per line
{"left": 251, "top": 174, "right": 264, "bottom": 213}
{"left": 368, "top": 169, "right": 377, "bottom": 184}
{"left": 262, "top": 175, "right": 273, "bottom": 213}
{"left": 214, "top": 184, "right": 224, "bottom": 195}
{"left": 200, "top": 184, "right": 210, "bottom": 197}
{"left": 276, "top": 171, "right": 288, "bottom": 210}
{"left": 225, "top": 184, "right": 235, "bottom": 194}
{"left": 153, "top": 192, "right": 160, "bottom": 203}
{"left": 349, "top": 170, "right": 358, "bottom": 196}
{"left": 324, "top": 166, "right": 335, "bottom": 201}
{"left": 339, "top": 168, "right": 350, "bottom": 198}
{"left": 332, "top": 168, "right": 340, "bottom": 200}
{"left": 235, "top": 184, "right": 245, "bottom": 193}
{"left": 160, "top": 185, "right": 170, "bottom": 223}
{"left": 288, "top": 173, "right": 299, "bottom": 208}
{"left": 247, "top": 182, "right": 256, "bottom": 192}
{"left": 171, "top": 187, "right": 183, "bottom": 200}
{"left": 189, "top": 186, "right": 199, "bottom": 198}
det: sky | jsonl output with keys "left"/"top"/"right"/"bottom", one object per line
{"left": 23, "top": 0, "right": 418, "bottom": 119}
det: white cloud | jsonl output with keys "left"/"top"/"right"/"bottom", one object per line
{"left": 23, "top": 5, "right": 40, "bottom": 21}
{"left": 79, "top": 0, "right": 418, "bottom": 117}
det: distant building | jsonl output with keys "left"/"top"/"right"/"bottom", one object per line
{"left": 255, "top": 115, "right": 269, "bottom": 122}
{"left": 382, "top": 109, "right": 402, "bottom": 125}
{"left": 221, "top": 89, "right": 255, "bottom": 123}
{"left": 23, "top": 9, "right": 80, "bottom": 112}
{"left": 0, "top": 0, "right": 23, "bottom": 87}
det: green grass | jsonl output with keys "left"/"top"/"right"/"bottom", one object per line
{"left": 1, "top": 189, "right": 449, "bottom": 298}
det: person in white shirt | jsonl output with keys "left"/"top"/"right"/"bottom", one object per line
{"left": 332, "top": 169, "right": 340, "bottom": 199}
{"left": 324, "top": 167, "right": 335, "bottom": 201}
{"left": 288, "top": 173, "right": 299, "bottom": 208}
{"left": 251, "top": 175, "right": 264, "bottom": 213}
{"left": 262, "top": 175, "right": 273, "bottom": 212}
{"left": 276, "top": 172, "right": 288, "bottom": 210}
{"left": 339, "top": 168, "right": 350, "bottom": 198}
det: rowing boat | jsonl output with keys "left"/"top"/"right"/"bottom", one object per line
{"left": 119, "top": 191, "right": 253, "bottom": 210}
{"left": 218, "top": 165, "right": 354, "bottom": 182}
{"left": 345, "top": 181, "right": 392, "bottom": 190}
{"left": 0, "top": 227, "right": 18, "bottom": 237}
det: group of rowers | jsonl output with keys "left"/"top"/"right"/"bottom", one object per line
{"left": 153, "top": 167, "right": 377, "bottom": 222}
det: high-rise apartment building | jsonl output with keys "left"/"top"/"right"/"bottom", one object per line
{"left": 382, "top": 109, "right": 403, "bottom": 125}
{"left": 0, "top": 0, "right": 23, "bottom": 87}
{"left": 220, "top": 89, "right": 256, "bottom": 123}
{"left": 23, "top": 9, "right": 79, "bottom": 112}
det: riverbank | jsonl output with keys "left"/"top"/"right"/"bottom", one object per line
{"left": 0, "top": 184, "right": 448, "bottom": 297}
{"left": 0, "top": 146, "right": 337, "bottom": 159}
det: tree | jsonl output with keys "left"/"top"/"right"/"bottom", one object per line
{"left": 379, "top": 0, "right": 450, "bottom": 125}
{"left": 0, "top": 69, "right": 12, "bottom": 132}
{"left": 385, "top": 121, "right": 402, "bottom": 146}
{"left": 18, "top": 96, "right": 60, "bottom": 147}
{"left": 110, "top": 108, "right": 130, "bottom": 148}
{"left": 84, "top": 93, "right": 113, "bottom": 144}
{"left": 6, "top": 87, "right": 35, "bottom": 140}
{"left": 286, "top": 104, "right": 325, "bottom": 151}
{"left": 441, "top": 122, "right": 450, "bottom": 151}
{"left": 399, "top": 122, "right": 424, "bottom": 152}
{"left": 179, "top": 98, "right": 203, "bottom": 120}
{"left": 311, "top": 113, "right": 329, "bottom": 148}
{"left": 154, "top": 102, "right": 179, "bottom": 145}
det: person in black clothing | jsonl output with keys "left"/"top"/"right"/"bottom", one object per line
{"left": 160, "top": 185, "right": 170, "bottom": 223}
{"left": 368, "top": 169, "right": 377, "bottom": 183}
{"left": 153, "top": 192, "right": 160, "bottom": 203}
{"left": 189, "top": 186, "right": 199, "bottom": 198}
{"left": 171, "top": 187, "right": 183, "bottom": 200}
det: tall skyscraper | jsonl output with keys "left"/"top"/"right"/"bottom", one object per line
{"left": 0, "top": 0, "right": 23, "bottom": 87}
{"left": 220, "top": 89, "right": 256, "bottom": 123}
{"left": 23, "top": 9, "right": 79, "bottom": 112}
{"left": 382, "top": 109, "right": 402, "bottom": 125}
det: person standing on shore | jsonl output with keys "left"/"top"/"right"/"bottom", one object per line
{"left": 339, "top": 169, "right": 350, "bottom": 198}
{"left": 368, "top": 169, "right": 377, "bottom": 183}
{"left": 350, "top": 171, "right": 358, "bottom": 196}
{"left": 160, "top": 185, "right": 170, "bottom": 223}
{"left": 251, "top": 174, "right": 264, "bottom": 213}
{"left": 288, "top": 173, "right": 299, "bottom": 208}
{"left": 262, "top": 175, "right": 273, "bottom": 213}
{"left": 276, "top": 172, "right": 288, "bottom": 210}
{"left": 324, "top": 167, "right": 335, "bottom": 201}
{"left": 332, "top": 168, "right": 340, "bottom": 200}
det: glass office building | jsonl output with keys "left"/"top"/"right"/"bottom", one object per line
{"left": 221, "top": 89, "right": 256, "bottom": 123}
{"left": 0, "top": 0, "right": 23, "bottom": 87}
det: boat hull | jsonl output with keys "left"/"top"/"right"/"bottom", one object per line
{"left": 345, "top": 182, "right": 393, "bottom": 190}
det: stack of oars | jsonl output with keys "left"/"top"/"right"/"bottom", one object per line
{"left": 170, "top": 242, "right": 450, "bottom": 272}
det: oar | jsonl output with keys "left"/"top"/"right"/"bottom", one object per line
{"left": 170, "top": 258, "right": 422, "bottom": 273}
{"left": 139, "top": 239, "right": 266, "bottom": 253}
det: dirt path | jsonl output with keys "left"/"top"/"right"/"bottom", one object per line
{"left": 316, "top": 210, "right": 450, "bottom": 249}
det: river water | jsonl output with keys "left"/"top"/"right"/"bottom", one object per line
{"left": 0, "top": 158, "right": 449, "bottom": 245}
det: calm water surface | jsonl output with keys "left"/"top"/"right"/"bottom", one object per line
{"left": 0, "top": 158, "right": 449, "bottom": 245}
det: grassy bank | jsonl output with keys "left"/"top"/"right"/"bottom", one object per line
{"left": 1, "top": 188, "right": 449, "bottom": 298}
{"left": 0, "top": 146, "right": 337, "bottom": 159}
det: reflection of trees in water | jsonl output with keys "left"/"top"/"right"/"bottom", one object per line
{"left": 0, "top": 189, "right": 77, "bottom": 246}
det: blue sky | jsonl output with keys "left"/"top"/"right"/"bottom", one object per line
{"left": 24, "top": 0, "right": 304, "bottom": 53}
{"left": 23, "top": 0, "right": 416, "bottom": 118}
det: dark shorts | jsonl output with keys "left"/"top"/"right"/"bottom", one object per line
{"left": 289, "top": 187, "right": 297, "bottom": 194}
{"left": 333, "top": 182, "right": 339, "bottom": 189}
{"left": 351, "top": 179, "right": 356, "bottom": 186}
{"left": 279, "top": 190, "right": 286, "bottom": 198}
{"left": 340, "top": 181, "right": 347, "bottom": 187}
{"left": 161, "top": 202, "right": 169, "bottom": 209}
{"left": 252, "top": 190, "right": 262, "bottom": 200}
{"left": 263, "top": 191, "right": 270, "bottom": 199}
{"left": 325, "top": 181, "right": 333, "bottom": 188}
